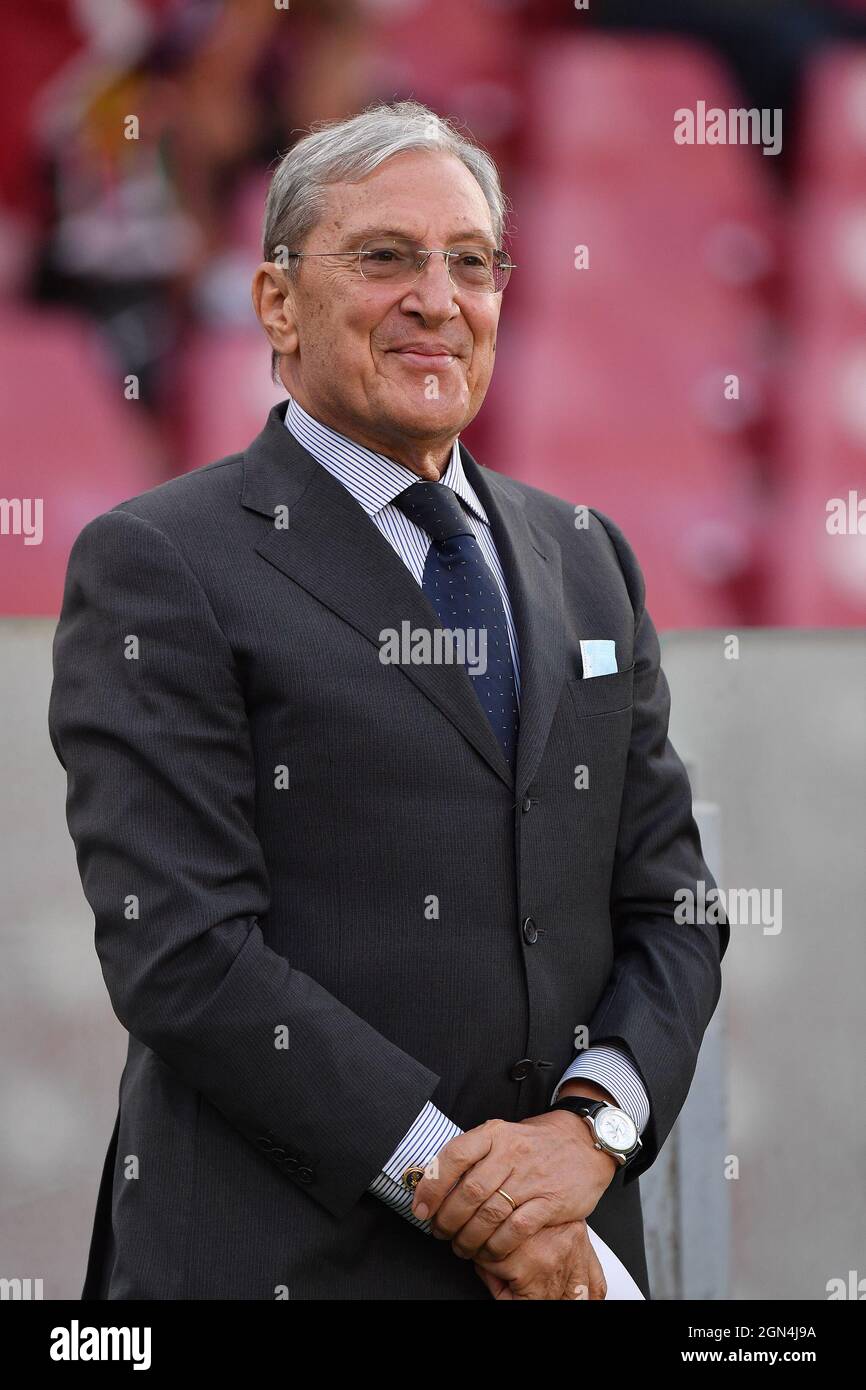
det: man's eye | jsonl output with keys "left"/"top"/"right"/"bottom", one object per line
{"left": 363, "top": 248, "right": 405, "bottom": 262}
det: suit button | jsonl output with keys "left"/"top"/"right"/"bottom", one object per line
{"left": 521, "top": 796, "right": 532, "bottom": 813}
{"left": 270, "top": 1147, "right": 287, "bottom": 1161}
{"left": 510, "top": 1058, "right": 534, "bottom": 1081}
{"left": 283, "top": 1156, "right": 299, "bottom": 1172}
{"left": 297, "top": 1166, "right": 315, "bottom": 1183}
{"left": 522, "top": 915, "right": 538, "bottom": 944}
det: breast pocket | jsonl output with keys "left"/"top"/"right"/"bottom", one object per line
{"left": 566, "top": 663, "right": 635, "bottom": 717}
{"left": 562, "top": 664, "right": 635, "bottom": 863}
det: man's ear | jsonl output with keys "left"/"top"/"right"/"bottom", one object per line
{"left": 252, "top": 262, "right": 299, "bottom": 356}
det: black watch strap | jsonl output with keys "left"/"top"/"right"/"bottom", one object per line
{"left": 550, "top": 1096, "right": 607, "bottom": 1121}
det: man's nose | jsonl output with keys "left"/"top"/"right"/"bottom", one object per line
{"left": 401, "top": 253, "right": 460, "bottom": 321}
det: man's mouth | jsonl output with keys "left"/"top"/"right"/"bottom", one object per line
{"left": 388, "top": 347, "right": 459, "bottom": 369}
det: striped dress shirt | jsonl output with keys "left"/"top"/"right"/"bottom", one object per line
{"left": 283, "top": 396, "right": 650, "bottom": 1230}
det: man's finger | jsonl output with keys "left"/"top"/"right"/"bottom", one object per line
{"left": 473, "top": 1195, "right": 551, "bottom": 1261}
{"left": 474, "top": 1264, "right": 512, "bottom": 1299}
{"left": 587, "top": 1244, "right": 608, "bottom": 1301}
{"left": 411, "top": 1122, "right": 497, "bottom": 1219}
{"left": 430, "top": 1154, "right": 515, "bottom": 1243}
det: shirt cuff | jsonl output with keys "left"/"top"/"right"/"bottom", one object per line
{"left": 367, "top": 1100, "right": 464, "bottom": 1232}
{"left": 549, "top": 1044, "right": 650, "bottom": 1134}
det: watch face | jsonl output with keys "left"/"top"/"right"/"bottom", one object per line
{"left": 596, "top": 1107, "right": 637, "bottom": 1152}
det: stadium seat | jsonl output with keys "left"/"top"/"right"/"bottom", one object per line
{"left": 176, "top": 329, "right": 285, "bottom": 475}
{"left": 484, "top": 37, "right": 777, "bottom": 628}
{"left": 0, "top": 307, "right": 163, "bottom": 615}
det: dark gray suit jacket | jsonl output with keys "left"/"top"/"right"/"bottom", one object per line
{"left": 48, "top": 400, "right": 728, "bottom": 1300}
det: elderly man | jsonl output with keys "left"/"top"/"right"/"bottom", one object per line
{"left": 49, "top": 100, "right": 727, "bottom": 1301}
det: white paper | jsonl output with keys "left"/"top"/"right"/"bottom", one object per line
{"left": 584, "top": 1223, "right": 646, "bottom": 1299}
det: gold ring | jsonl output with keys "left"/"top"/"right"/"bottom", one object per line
{"left": 497, "top": 1187, "right": 517, "bottom": 1211}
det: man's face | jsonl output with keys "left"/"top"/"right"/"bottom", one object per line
{"left": 266, "top": 150, "right": 502, "bottom": 460}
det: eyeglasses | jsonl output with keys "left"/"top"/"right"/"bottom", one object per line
{"left": 282, "top": 235, "right": 516, "bottom": 293}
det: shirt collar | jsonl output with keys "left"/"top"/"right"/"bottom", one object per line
{"left": 284, "top": 394, "right": 489, "bottom": 525}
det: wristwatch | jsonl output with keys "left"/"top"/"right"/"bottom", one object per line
{"left": 550, "top": 1095, "right": 642, "bottom": 1167}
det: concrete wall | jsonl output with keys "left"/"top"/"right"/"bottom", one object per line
{"left": 652, "top": 628, "right": 866, "bottom": 1300}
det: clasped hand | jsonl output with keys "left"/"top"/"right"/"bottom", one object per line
{"left": 411, "top": 1111, "right": 618, "bottom": 1300}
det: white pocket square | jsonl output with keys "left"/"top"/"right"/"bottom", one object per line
{"left": 580, "top": 638, "right": 618, "bottom": 678}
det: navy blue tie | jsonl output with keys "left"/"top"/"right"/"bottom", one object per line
{"left": 392, "top": 481, "right": 519, "bottom": 769}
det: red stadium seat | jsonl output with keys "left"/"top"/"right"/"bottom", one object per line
{"left": 767, "top": 45, "right": 866, "bottom": 624}
{"left": 786, "top": 191, "right": 866, "bottom": 335}
{"left": 364, "top": 0, "right": 522, "bottom": 154}
{"left": 485, "top": 37, "right": 777, "bottom": 629}
{"left": 766, "top": 332, "right": 866, "bottom": 625}
{"left": 176, "top": 329, "right": 285, "bottom": 475}
{"left": 798, "top": 46, "right": 866, "bottom": 192}
{"left": 0, "top": 307, "right": 163, "bottom": 615}
{"left": 521, "top": 34, "right": 777, "bottom": 210}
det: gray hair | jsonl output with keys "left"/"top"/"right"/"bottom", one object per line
{"left": 261, "top": 100, "right": 510, "bottom": 381}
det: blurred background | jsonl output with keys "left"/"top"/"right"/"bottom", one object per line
{"left": 1, "top": 0, "right": 865, "bottom": 1302}
{"left": 2, "top": 0, "right": 866, "bottom": 624}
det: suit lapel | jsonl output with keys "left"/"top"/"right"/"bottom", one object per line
{"left": 241, "top": 404, "right": 515, "bottom": 790}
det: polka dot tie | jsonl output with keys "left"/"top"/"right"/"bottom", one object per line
{"left": 392, "top": 481, "right": 519, "bottom": 769}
